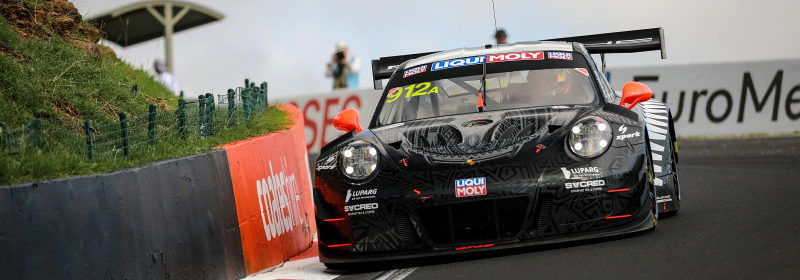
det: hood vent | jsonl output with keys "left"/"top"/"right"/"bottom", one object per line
{"left": 492, "top": 117, "right": 551, "bottom": 141}
{"left": 404, "top": 124, "right": 463, "bottom": 148}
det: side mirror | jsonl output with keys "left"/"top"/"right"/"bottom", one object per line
{"left": 333, "top": 108, "right": 363, "bottom": 133}
{"left": 619, "top": 81, "right": 653, "bottom": 109}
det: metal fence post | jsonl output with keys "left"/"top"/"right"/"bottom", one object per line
{"left": 118, "top": 112, "right": 129, "bottom": 157}
{"left": 177, "top": 99, "right": 186, "bottom": 138}
{"left": 252, "top": 88, "right": 260, "bottom": 113}
{"left": 241, "top": 88, "right": 251, "bottom": 121}
{"left": 27, "top": 119, "right": 42, "bottom": 150}
{"left": 261, "top": 82, "right": 268, "bottom": 109}
{"left": 198, "top": 95, "right": 206, "bottom": 136}
{"left": 148, "top": 104, "right": 157, "bottom": 145}
{"left": 84, "top": 120, "right": 94, "bottom": 161}
{"left": 205, "top": 93, "right": 215, "bottom": 135}
{"left": 227, "top": 89, "right": 236, "bottom": 128}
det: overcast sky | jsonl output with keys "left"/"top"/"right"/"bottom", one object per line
{"left": 72, "top": 0, "right": 800, "bottom": 99}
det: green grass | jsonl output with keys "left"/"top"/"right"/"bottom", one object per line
{"left": 0, "top": 12, "right": 178, "bottom": 126}
{"left": 0, "top": 106, "right": 292, "bottom": 185}
{"left": 0, "top": 2, "right": 291, "bottom": 185}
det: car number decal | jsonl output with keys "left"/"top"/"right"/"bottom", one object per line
{"left": 386, "top": 82, "right": 439, "bottom": 103}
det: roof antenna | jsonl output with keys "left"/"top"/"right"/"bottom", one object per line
{"left": 491, "top": 0, "right": 499, "bottom": 40}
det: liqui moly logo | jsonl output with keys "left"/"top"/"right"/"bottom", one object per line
{"left": 486, "top": 52, "right": 543, "bottom": 63}
{"left": 256, "top": 157, "right": 303, "bottom": 241}
{"left": 455, "top": 177, "right": 487, "bottom": 198}
{"left": 403, "top": 65, "right": 427, "bottom": 78}
{"left": 432, "top": 56, "right": 485, "bottom": 71}
{"left": 431, "top": 52, "right": 545, "bottom": 71}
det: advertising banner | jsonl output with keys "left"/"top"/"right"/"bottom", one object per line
{"left": 608, "top": 59, "right": 800, "bottom": 136}
{"left": 279, "top": 88, "right": 381, "bottom": 154}
{"left": 221, "top": 105, "right": 315, "bottom": 274}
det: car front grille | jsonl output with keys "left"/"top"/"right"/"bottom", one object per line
{"left": 417, "top": 196, "right": 530, "bottom": 246}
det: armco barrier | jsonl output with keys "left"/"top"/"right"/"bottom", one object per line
{"left": 220, "top": 104, "right": 315, "bottom": 275}
{"left": 0, "top": 104, "right": 315, "bottom": 279}
{"left": 0, "top": 150, "right": 246, "bottom": 279}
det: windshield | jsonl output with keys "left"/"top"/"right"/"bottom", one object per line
{"left": 376, "top": 51, "right": 598, "bottom": 125}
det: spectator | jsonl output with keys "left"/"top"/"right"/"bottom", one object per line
{"left": 325, "top": 42, "right": 361, "bottom": 89}
{"left": 153, "top": 59, "right": 182, "bottom": 95}
{"left": 495, "top": 29, "right": 508, "bottom": 45}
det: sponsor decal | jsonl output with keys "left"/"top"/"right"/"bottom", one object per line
{"left": 615, "top": 124, "right": 641, "bottom": 141}
{"left": 657, "top": 195, "right": 673, "bottom": 203}
{"left": 486, "top": 51, "right": 543, "bottom": 63}
{"left": 344, "top": 202, "right": 379, "bottom": 216}
{"left": 315, "top": 153, "right": 337, "bottom": 171}
{"left": 561, "top": 166, "right": 601, "bottom": 179}
{"left": 345, "top": 188, "right": 377, "bottom": 203}
{"left": 431, "top": 52, "right": 544, "bottom": 71}
{"left": 256, "top": 158, "right": 304, "bottom": 241}
{"left": 432, "top": 56, "right": 485, "bottom": 71}
{"left": 574, "top": 68, "right": 590, "bottom": 76}
{"left": 548, "top": 52, "right": 573, "bottom": 60}
{"left": 455, "top": 177, "right": 487, "bottom": 197}
{"left": 403, "top": 65, "right": 427, "bottom": 78}
{"left": 565, "top": 179, "right": 605, "bottom": 193}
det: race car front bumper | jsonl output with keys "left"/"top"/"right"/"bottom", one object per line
{"left": 314, "top": 146, "right": 654, "bottom": 264}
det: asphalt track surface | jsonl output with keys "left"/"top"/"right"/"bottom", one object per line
{"left": 332, "top": 146, "right": 800, "bottom": 279}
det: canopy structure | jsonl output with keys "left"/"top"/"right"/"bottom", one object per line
{"left": 88, "top": 1, "right": 224, "bottom": 72}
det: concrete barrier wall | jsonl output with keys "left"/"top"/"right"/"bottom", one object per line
{"left": 220, "top": 105, "right": 315, "bottom": 275}
{"left": 0, "top": 105, "right": 314, "bottom": 279}
{"left": 0, "top": 150, "right": 246, "bottom": 279}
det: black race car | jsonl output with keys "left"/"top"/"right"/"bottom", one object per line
{"left": 314, "top": 28, "right": 680, "bottom": 268}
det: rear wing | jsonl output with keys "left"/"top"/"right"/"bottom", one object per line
{"left": 371, "top": 27, "right": 665, "bottom": 89}
{"left": 371, "top": 51, "right": 437, "bottom": 89}
{"left": 546, "top": 27, "right": 666, "bottom": 59}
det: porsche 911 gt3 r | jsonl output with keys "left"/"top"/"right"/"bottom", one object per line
{"left": 313, "top": 28, "right": 681, "bottom": 268}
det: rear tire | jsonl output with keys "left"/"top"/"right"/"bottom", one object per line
{"left": 644, "top": 128, "right": 659, "bottom": 221}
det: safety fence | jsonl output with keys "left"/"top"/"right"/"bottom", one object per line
{"left": 0, "top": 79, "right": 269, "bottom": 162}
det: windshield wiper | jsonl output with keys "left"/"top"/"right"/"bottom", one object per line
{"left": 477, "top": 45, "right": 491, "bottom": 113}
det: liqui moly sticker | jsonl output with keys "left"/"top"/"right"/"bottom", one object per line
{"left": 432, "top": 56, "right": 485, "bottom": 71}
{"left": 404, "top": 65, "right": 427, "bottom": 78}
{"left": 548, "top": 52, "right": 573, "bottom": 60}
{"left": 432, "top": 52, "right": 545, "bottom": 71}
{"left": 455, "top": 177, "right": 487, "bottom": 198}
{"left": 486, "top": 52, "right": 543, "bottom": 63}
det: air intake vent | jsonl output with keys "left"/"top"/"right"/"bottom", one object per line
{"left": 394, "top": 211, "right": 418, "bottom": 243}
{"left": 536, "top": 196, "right": 553, "bottom": 233}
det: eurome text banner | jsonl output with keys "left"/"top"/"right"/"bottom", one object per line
{"left": 609, "top": 59, "right": 800, "bottom": 136}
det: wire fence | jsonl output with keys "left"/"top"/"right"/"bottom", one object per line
{"left": 0, "top": 79, "right": 270, "bottom": 162}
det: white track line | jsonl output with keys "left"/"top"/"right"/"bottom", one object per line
{"left": 246, "top": 257, "right": 340, "bottom": 280}
{"left": 374, "top": 267, "right": 418, "bottom": 280}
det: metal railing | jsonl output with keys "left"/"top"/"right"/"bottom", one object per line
{"left": 0, "top": 80, "right": 269, "bottom": 162}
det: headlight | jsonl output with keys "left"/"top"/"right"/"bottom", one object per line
{"left": 568, "top": 116, "right": 612, "bottom": 158}
{"left": 339, "top": 140, "right": 379, "bottom": 180}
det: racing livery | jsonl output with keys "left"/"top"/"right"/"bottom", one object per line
{"left": 314, "top": 28, "right": 680, "bottom": 267}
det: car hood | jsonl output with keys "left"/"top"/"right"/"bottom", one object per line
{"left": 370, "top": 105, "right": 592, "bottom": 170}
